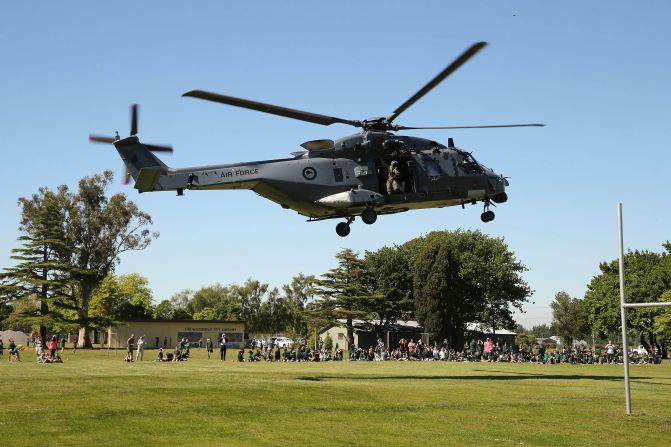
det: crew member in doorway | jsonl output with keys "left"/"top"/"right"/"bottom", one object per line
{"left": 386, "top": 160, "right": 405, "bottom": 194}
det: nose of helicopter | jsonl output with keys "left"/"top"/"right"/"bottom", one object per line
{"left": 489, "top": 174, "right": 509, "bottom": 204}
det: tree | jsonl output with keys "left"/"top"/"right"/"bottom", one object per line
{"left": 323, "top": 332, "right": 333, "bottom": 351}
{"left": 311, "top": 249, "right": 370, "bottom": 346}
{"left": 412, "top": 230, "right": 531, "bottom": 345}
{"left": 195, "top": 284, "right": 243, "bottom": 321}
{"left": 0, "top": 301, "right": 12, "bottom": 330}
{"left": 256, "top": 288, "right": 289, "bottom": 334}
{"left": 583, "top": 248, "right": 671, "bottom": 355}
{"left": 2, "top": 171, "right": 158, "bottom": 348}
{"left": 282, "top": 273, "right": 315, "bottom": 336}
{"left": 0, "top": 187, "right": 72, "bottom": 341}
{"left": 530, "top": 324, "right": 552, "bottom": 338}
{"left": 230, "top": 279, "right": 276, "bottom": 334}
{"left": 550, "top": 291, "right": 588, "bottom": 345}
{"left": 89, "top": 273, "right": 154, "bottom": 326}
{"left": 362, "top": 245, "right": 414, "bottom": 338}
{"left": 64, "top": 171, "right": 158, "bottom": 347}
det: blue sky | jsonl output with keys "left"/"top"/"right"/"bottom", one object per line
{"left": 1, "top": 2, "right": 670, "bottom": 327}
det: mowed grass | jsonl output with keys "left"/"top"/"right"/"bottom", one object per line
{"left": 1, "top": 349, "right": 670, "bottom": 447}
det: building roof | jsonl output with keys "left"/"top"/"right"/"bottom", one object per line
{"left": 321, "top": 319, "right": 424, "bottom": 333}
{"left": 320, "top": 320, "right": 517, "bottom": 335}
{"left": 465, "top": 322, "right": 516, "bottom": 336}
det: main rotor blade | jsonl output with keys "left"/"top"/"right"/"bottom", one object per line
{"left": 386, "top": 42, "right": 488, "bottom": 125}
{"left": 130, "top": 104, "right": 138, "bottom": 136}
{"left": 183, "top": 90, "right": 361, "bottom": 128}
{"left": 393, "top": 123, "right": 545, "bottom": 130}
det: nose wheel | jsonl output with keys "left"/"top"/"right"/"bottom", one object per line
{"left": 335, "top": 216, "right": 355, "bottom": 237}
{"left": 480, "top": 199, "right": 495, "bottom": 223}
{"left": 361, "top": 207, "right": 377, "bottom": 225}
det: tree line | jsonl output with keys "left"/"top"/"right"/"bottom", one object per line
{"left": 548, "top": 244, "right": 671, "bottom": 357}
{"left": 0, "top": 173, "right": 534, "bottom": 348}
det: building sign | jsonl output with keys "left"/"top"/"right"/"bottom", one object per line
{"left": 183, "top": 327, "right": 240, "bottom": 332}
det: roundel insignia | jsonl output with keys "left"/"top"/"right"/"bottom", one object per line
{"left": 302, "top": 167, "right": 317, "bottom": 181}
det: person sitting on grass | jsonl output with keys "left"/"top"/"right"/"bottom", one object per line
{"left": 237, "top": 349, "right": 244, "bottom": 362}
{"left": 155, "top": 348, "right": 164, "bottom": 362}
{"left": 45, "top": 353, "right": 62, "bottom": 363}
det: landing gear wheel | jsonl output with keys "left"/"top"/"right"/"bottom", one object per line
{"left": 336, "top": 222, "right": 351, "bottom": 237}
{"left": 361, "top": 208, "right": 377, "bottom": 225}
{"left": 480, "top": 210, "right": 495, "bottom": 223}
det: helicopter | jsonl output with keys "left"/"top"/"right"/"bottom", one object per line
{"left": 90, "top": 42, "right": 543, "bottom": 237}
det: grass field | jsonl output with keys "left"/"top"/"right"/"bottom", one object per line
{"left": 1, "top": 349, "right": 670, "bottom": 447}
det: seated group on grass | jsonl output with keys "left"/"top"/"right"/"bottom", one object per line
{"left": 37, "top": 351, "right": 63, "bottom": 363}
{"left": 236, "top": 345, "right": 345, "bottom": 362}
{"left": 345, "top": 338, "right": 665, "bottom": 365}
{"left": 153, "top": 340, "right": 191, "bottom": 362}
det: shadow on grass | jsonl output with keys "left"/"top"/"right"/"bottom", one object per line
{"left": 296, "top": 373, "right": 670, "bottom": 386}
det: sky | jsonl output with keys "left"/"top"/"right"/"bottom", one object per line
{"left": 1, "top": 1, "right": 670, "bottom": 327}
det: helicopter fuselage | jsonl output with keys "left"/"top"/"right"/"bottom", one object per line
{"left": 117, "top": 131, "right": 507, "bottom": 223}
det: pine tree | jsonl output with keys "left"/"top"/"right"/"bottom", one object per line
{"left": 311, "top": 248, "right": 370, "bottom": 347}
{"left": 0, "top": 188, "right": 74, "bottom": 342}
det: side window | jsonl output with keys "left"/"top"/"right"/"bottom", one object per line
{"left": 333, "top": 168, "right": 344, "bottom": 182}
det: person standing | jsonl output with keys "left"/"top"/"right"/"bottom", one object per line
{"left": 484, "top": 338, "right": 493, "bottom": 362}
{"left": 206, "top": 338, "right": 213, "bottom": 359}
{"left": 606, "top": 340, "right": 615, "bottom": 364}
{"left": 47, "top": 336, "right": 58, "bottom": 358}
{"left": 135, "top": 335, "right": 146, "bottom": 361}
{"left": 8, "top": 338, "right": 20, "bottom": 362}
{"left": 0, "top": 337, "right": 4, "bottom": 359}
{"left": 34, "top": 336, "right": 44, "bottom": 356}
{"left": 126, "top": 334, "right": 135, "bottom": 361}
{"left": 220, "top": 333, "right": 228, "bottom": 361}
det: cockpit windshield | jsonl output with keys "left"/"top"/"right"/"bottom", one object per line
{"left": 458, "top": 150, "right": 485, "bottom": 174}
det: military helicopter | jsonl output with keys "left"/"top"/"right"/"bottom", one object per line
{"left": 90, "top": 42, "right": 543, "bottom": 237}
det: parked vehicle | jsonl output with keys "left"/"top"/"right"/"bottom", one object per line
{"left": 273, "top": 337, "right": 294, "bottom": 348}
{"left": 631, "top": 345, "right": 648, "bottom": 355}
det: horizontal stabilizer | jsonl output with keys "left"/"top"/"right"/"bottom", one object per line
{"left": 134, "top": 167, "right": 163, "bottom": 192}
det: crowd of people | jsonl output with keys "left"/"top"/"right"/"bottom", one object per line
{"left": 235, "top": 344, "right": 345, "bottom": 362}
{"left": 344, "top": 337, "right": 666, "bottom": 365}
{"left": 0, "top": 334, "right": 67, "bottom": 363}
{"left": 2, "top": 333, "right": 666, "bottom": 366}
{"left": 229, "top": 337, "right": 665, "bottom": 365}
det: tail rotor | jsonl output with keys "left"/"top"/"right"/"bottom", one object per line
{"left": 89, "top": 104, "right": 173, "bottom": 184}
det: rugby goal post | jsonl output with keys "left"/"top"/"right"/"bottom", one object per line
{"left": 617, "top": 203, "right": 671, "bottom": 416}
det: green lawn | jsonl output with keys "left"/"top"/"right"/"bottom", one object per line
{"left": 1, "top": 349, "right": 670, "bottom": 447}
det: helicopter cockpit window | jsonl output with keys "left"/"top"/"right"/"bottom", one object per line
{"left": 333, "top": 167, "right": 344, "bottom": 182}
{"left": 459, "top": 151, "right": 484, "bottom": 174}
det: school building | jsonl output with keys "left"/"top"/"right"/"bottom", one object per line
{"left": 106, "top": 320, "right": 245, "bottom": 349}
